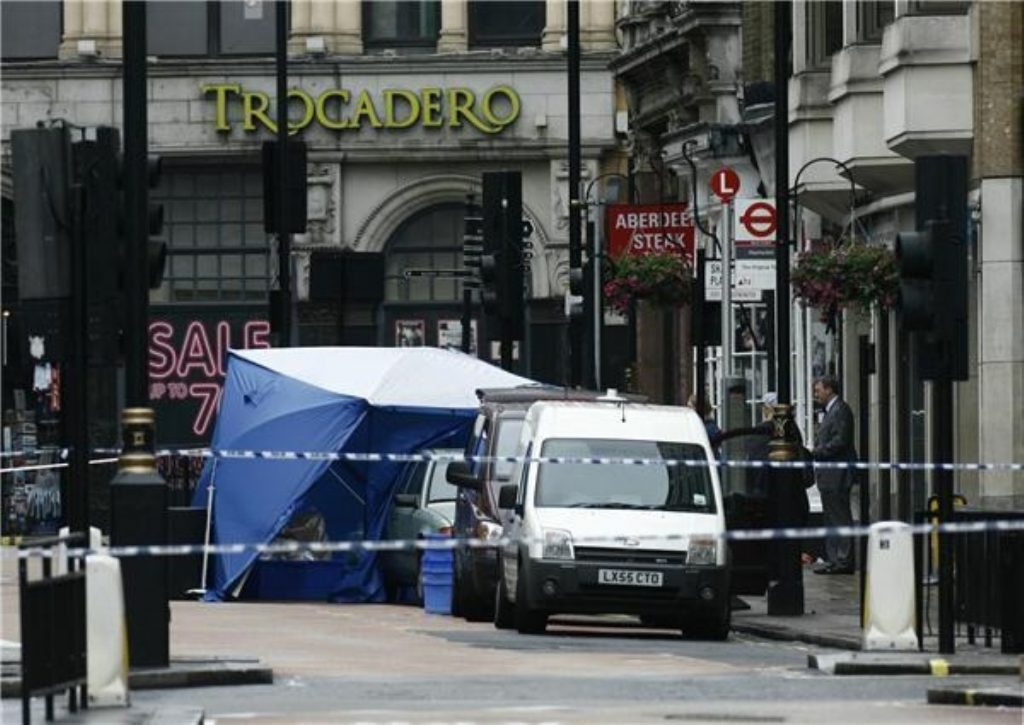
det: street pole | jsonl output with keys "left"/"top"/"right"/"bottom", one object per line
{"left": 122, "top": 0, "right": 148, "bottom": 406}
{"left": 935, "top": 378, "right": 955, "bottom": 654}
{"left": 722, "top": 199, "right": 733, "bottom": 382}
{"left": 593, "top": 202, "right": 604, "bottom": 390}
{"left": 275, "top": 0, "right": 292, "bottom": 347}
{"left": 694, "top": 248, "right": 706, "bottom": 417}
{"left": 767, "top": 0, "right": 803, "bottom": 617}
{"left": 567, "top": 0, "right": 583, "bottom": 387}
{"left": 68, "top": 147, "right": 88, "bottom": 533}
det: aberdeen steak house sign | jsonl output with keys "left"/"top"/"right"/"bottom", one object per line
{"left": 202, "top": 83, "right": 521, "bottom": 135}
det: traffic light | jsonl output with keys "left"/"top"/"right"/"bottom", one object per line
{"left": 481, "top": 171, "right": 525, "bottom": 341}
{"left": 262, "top": 140, "right": 308, "bottom": 235}
{"left": 145, "top": 155, "right": 168, "bottom": 290}
{"left": 11, "top": 127, "right": 73, "bottom": 300}
{"left": 896, "top": 156, "right": 968, "bottom": 381}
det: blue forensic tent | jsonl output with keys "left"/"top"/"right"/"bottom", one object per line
{"left": 192, "top": 346, "right": 533, "bottom": 602}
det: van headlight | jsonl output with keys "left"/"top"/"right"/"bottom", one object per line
{"left": 687, "top": 535, "right": 717, "bottom": 566}
{"left": 542, "top": 529, "right": 574, "bottom": 560}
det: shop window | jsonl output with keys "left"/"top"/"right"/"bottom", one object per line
{"left": 469, "top": 1, "right": 545, "bottom": 48}
{"left": 385, "top": 203, "right": 464, "bottom": 303}
{"left": 806, "top": 0, "right": 844, "bottom": 68}
{"left": 363, "top": 1, "right": 440, "bottom": 52}
{"left": 151, "top": 166, "right": 269, "bottom": 303}
{"left": 1, "top": 1, "right": 61, "bottom": 60}
{"left": 147, "top": 0, "right": 277, "bottom": 58}
{"left": 856, "top": 1, "right": 895, "bottom": 43}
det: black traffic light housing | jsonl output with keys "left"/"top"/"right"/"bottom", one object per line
{"left": 262, "top": 140, "right": 308, "bottom": 235}
{"left": 896, "top": 155, "right": 969, "bottom": 381}
{"left": 481, "top": 171, "right": 525, "bottom": 342}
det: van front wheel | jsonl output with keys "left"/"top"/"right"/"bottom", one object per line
{"left": 494, "top": 572, "right": 516, "bottom": 630}
{"left": 515, "top": 565, "right": 547, "bottom": 635}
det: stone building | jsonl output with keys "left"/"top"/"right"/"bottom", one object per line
{"left": 1, "top": 0, "right": 625, "bottom": 447}
{"left": 612, "top": 0, "right": 1022, "bottom": 512}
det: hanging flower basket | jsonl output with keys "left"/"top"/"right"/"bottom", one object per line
{"left": 602, "top": 252, "right": 693, "bottom": 316}
{"left": 791, "top": 243, "right": 898, "bottom": 321}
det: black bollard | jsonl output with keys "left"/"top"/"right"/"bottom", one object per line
{"left": 766, "top": 403, "right": 805, "bottom": 615}
{"left": 110, "top": 408, "right": 169, "bottom": 668}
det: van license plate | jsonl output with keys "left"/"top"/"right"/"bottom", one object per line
{"left": 597, "top": 569, "right": 663, "bottom": 587}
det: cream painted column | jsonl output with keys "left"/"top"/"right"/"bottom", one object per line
{"left": 581, "top": 0, "right": 617, "bottom": 50}
{"left": 290, "top": 0, "right": 362, "bottom": 55}
{"left": 542, "top": 0, "right": 565, "bottom": 51}
{"left": 438, "top": 0, "right": 468, "bottom": 53}
{"left": 61, "top": 0, "right": 120, "bottom": 60}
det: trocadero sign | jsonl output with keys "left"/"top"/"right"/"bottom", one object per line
{"left": 202, "top": 83, "right": 521, "bottom": 135}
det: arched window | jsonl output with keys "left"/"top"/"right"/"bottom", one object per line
{"left": 384, "top": 203, "right": 464, "bottom": 303}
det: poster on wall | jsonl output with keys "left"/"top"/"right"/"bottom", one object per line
{"left": 148, "top": 305, "right": 271, "bottom": 446}
{"left": 395, "top": 320, "right": 426, "bottom": 347}
{"left": 437, "top": 319, "right": 477, "bottom": 355}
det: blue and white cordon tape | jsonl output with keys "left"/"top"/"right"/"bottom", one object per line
{"left": 3, "top": 447, "right": 1024, "bottom": 475}
{"left": 10, "top": 518, "right": 1024, "bottom": 561}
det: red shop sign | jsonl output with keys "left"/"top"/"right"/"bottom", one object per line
{"left": 606, "top": 203, "right": 695, "bottom": 263}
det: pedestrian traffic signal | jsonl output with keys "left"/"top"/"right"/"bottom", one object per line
{"left": 144, "top": 154, "right": 167, "bottom": 290}
{"left": 567, "top": 266, "right": 585, "bottom": 318}
{"left": 462, "top": 194, "right": 483, "bottom": 287}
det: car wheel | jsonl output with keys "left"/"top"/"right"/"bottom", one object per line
{"left": 514, "top": 562, "right": 547, "bottom": 635}
{"left": 682, "top": 604, "right": 731, "bottom": 641}
{"left": 493, "top": 569, "right": 516, "bottom": 630}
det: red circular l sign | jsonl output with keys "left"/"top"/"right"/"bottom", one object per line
{"left": 740, "top": 201, "right": 777, "bottom": 238}
{"left": 710, "top": 168, "right": 740, "bottom": 203}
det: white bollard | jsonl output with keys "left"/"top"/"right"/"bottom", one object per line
{"left": 86, "top": 552, "right": 130, "bottom": 707}
{"left": 862, "top": 521, "right": 919, "bottom": 651}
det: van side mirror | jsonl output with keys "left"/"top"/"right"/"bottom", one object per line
{"left": 394, "top": 493, "right": 418, "bottom": 508}
{"left": 498, "top": 484, "right": 519, "bottom": 511}
{"left": 446, "top": 460, "right": 482, "bottom": 490}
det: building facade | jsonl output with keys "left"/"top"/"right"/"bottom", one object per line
{"left": 1, "top": 0, "right": 625, "bottom": 452}
{"left": 612, "top": 0, "right": 1023, "bottom": 512}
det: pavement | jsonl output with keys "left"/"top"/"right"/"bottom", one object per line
{"left": 732, "top": 561, "right": 1023, "bottom": 708}
{"left": 3, "top": 550, "right": 1022, "bottom": 722}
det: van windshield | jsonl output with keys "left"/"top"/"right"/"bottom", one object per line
{"left": 535, "top": 439, "right": 716, "bottom": 514}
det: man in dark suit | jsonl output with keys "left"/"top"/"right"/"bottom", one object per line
{"left": 811, "top": 375, "right": 857, "bottom": 574}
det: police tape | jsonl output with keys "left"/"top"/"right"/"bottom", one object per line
{"left": 3, "top": 448, "right": 1024, "bottom": 475}
{"left": 9, "top": 518, "right": 1024, "bottom": 560}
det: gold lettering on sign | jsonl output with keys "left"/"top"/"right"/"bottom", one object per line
{"left": 287, "top": 88, "right": 316, "bottom": 134}
{"left": 351, "top": 89, "right": 383, "bottom": 129}
{"left": 201, "top": 83, "right": 242, "bottom": 132}
{"left": 315, "top": 90, "right": 352, "bottom": 130}
{"left": 384, "top": 89, "right": 421, "bottom": 129}
{"left": 205, "top": 84, "right": 522, "bottom": 135}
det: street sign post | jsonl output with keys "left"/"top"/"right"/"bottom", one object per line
{"left": 710, "top": 168, "right": 740, "bottom": 204}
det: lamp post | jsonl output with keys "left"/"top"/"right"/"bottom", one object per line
{"left": 582, "top": 172, "right": 631, "bottom": 390}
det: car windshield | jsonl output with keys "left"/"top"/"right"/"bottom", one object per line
{"left": 426, "top": 458, "right": 460, "bottom": 503}
{"left": 534, "top": 439, "right": 716, "bottom": 513}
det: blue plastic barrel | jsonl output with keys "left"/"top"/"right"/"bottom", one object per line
{"left": 422, "top": 533, "right": 453, "bottom": 614}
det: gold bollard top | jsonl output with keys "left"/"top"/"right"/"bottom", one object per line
{"left": 767, "top": 403, "right": 800, "bottom": 462}
{"left": 119, "top": 406, "right": 157, "bottom": 473}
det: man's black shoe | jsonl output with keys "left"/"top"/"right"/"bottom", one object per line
{"left": 812, "top": 563, "right": 835, "bottom": 574}
{"left": 830, "top": 565, "right": 855, "bottom": 575}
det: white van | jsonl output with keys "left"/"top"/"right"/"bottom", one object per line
{"left": 494, "top": 400, "right": 730, "bottom": 638}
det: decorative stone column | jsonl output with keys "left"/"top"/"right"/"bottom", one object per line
{"left": 59, "top": 0, "right": 122, "bottom": 60}
{"left": 581, "top": 0, "right": 617, "bottom": 51}
{"left": 542, "top": 0, "right": 565, "bottom": 51}
{"left": 290, "top": 0, "right": 362, "bottom": 56}
{"left": 438, "top": 0, "right": 468, "bottom": 53}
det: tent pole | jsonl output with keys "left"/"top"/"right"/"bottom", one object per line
{"left": 188, "top": 461, "right": 217, "bottom": 598}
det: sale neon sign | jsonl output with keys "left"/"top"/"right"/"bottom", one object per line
{"left": 148, "top": 318, "right": 270, "bottom": 437}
